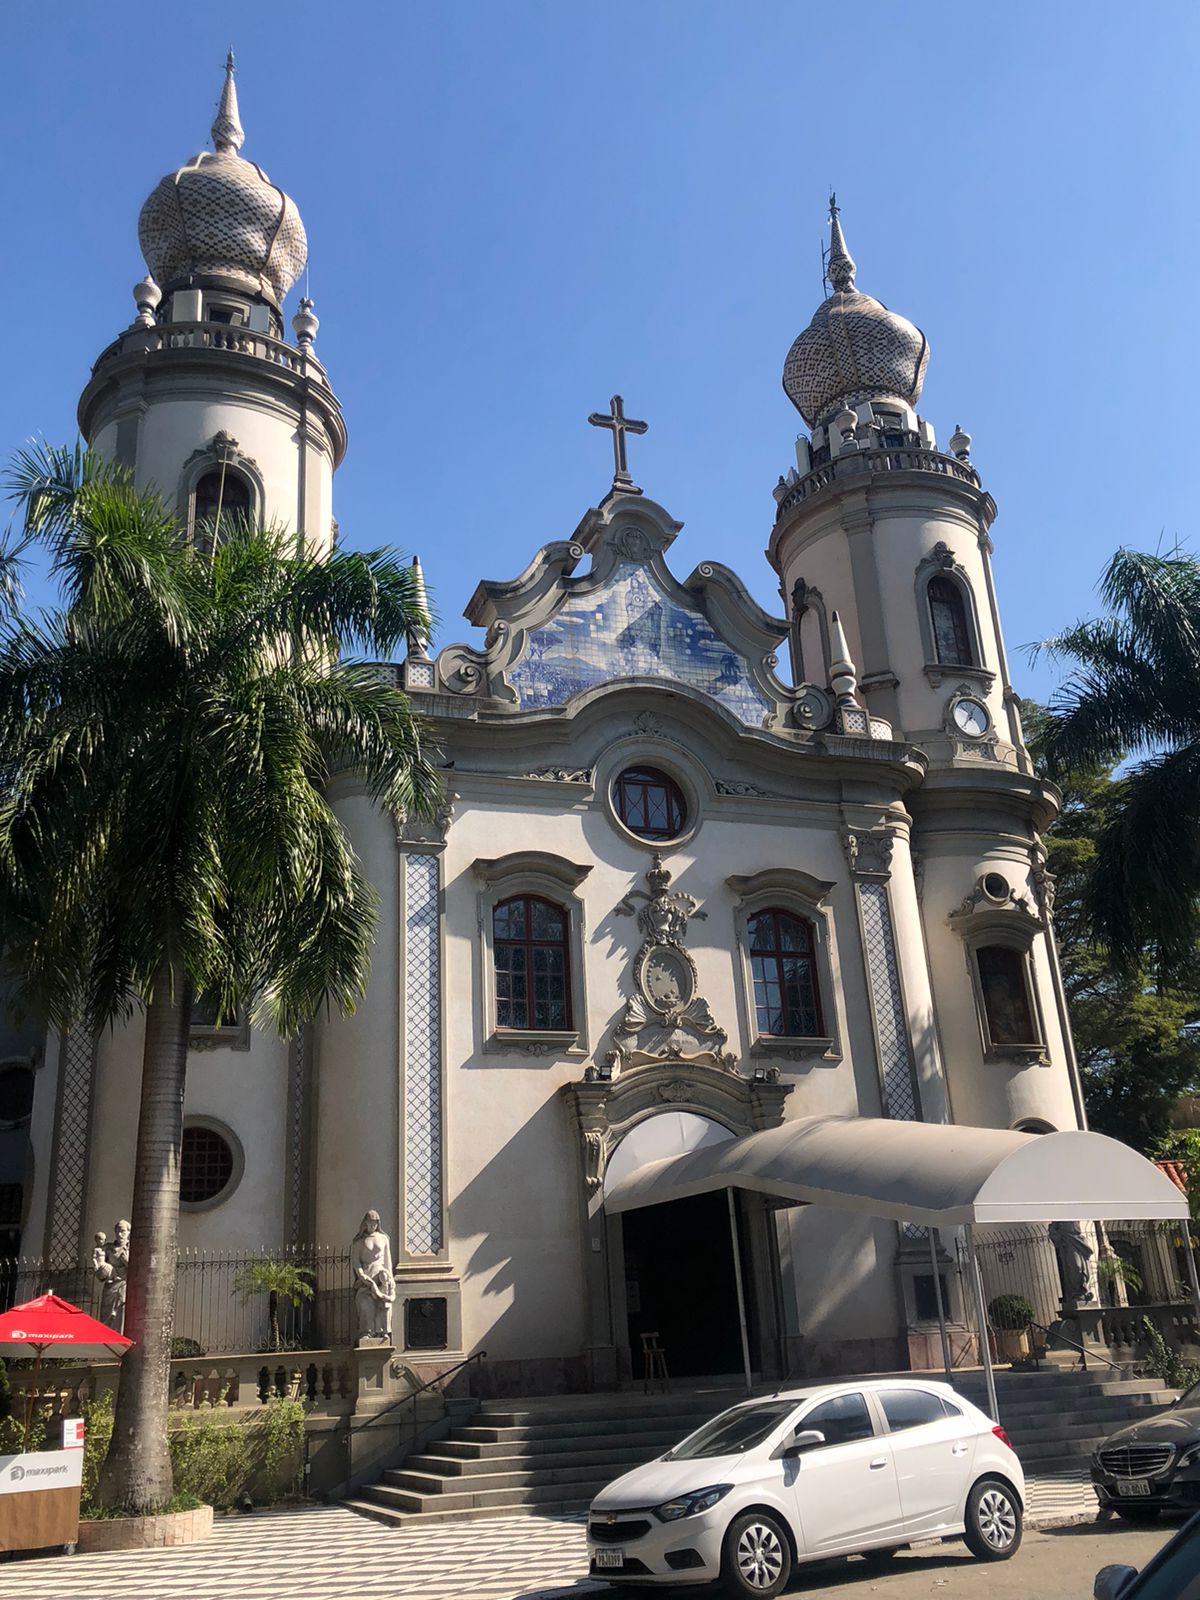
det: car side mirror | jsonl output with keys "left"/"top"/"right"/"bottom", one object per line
{"left": 780, "top": 1428, "right": 826, "bottom": 1460}
{"left": 1094, "top": 1564, "right": 1138, "bottom": 1600}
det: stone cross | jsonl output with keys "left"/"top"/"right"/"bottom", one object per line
{"left": 588, "top": 394, "right": 648, "bottom": 494}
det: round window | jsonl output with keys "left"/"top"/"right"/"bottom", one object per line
{"left": 180, "top": 1124, "right": 236, "bottom": 1206}
{"left": 982, "top": 872, "right": 1010, "bottom": 902}
{"left": 612, "top": 766, "right": 687, "bottom": 841}
{"left": 0, "top": 1066, "right": 34, "bottom": 1124}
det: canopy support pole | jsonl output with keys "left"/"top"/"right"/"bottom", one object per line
{"left": 727, "top": 1189, "right": 754, "bottom": 1396}
{"left": 1183, "top": 1222, "right": 1200, "bottom": 1327}
{"left": 964, "top": 1226, "right": 999, "bottom": 1421}
{"left": 22, "top": 1345, "right": 45, "bottom": 1450}
{"left": 929, "top": 1231, "right": 953, "bottom": 1385}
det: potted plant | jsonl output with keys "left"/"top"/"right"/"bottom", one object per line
{"left": 988, "top": 1294, "right": 1035, "bottom": 1363}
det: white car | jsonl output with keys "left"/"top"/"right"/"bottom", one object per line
{"left": 586, "top": 1378, "right": 1024, "bottom": 1597}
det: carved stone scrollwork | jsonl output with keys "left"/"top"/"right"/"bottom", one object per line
{"left": 583, "top": 1130, "right": 606, "bottom": 1192}
{"left": 521, "top": 766, "right": 592, "bottom": 783}
{"left": 606, "top": 855, "right": 737, "bottom": 1073}
{"left": 396, "top": 793, "right": 456, "bottom": 847}
{"left": 842, "top": 827, "right": 895, "bottom": 881}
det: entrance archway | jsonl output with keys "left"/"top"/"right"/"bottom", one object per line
{"left": 605, "top": 1112, "right": 768, "bottom": 1383}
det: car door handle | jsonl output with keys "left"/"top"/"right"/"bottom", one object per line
{"left": 951, "top": 1442, "right": 969, "bottom": 1455}
{"left": 869, "top": 1458, "right": 888, "bottom": 1469}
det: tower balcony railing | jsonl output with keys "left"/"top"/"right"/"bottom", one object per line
{"left": 774, "top": 444, "right": 981, "bottom": 522}
{"left": 91, "top": 320, "right": 333, "bottom": 387}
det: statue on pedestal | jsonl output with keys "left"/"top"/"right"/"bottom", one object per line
{"left": 91, "top": 1218, "right": 131, "bottom": 1333}
{"left": 1049, "top": 1220, "right": 1096, "bottom": 1305}
{"left": 352, "top": 1210, "right": 396, "bottom": 1344}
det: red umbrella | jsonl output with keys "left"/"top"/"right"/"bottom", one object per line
{"left": 0, "top": 1293, "right": 133, "bottom": 1448}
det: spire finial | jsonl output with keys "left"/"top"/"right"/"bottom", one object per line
{"left": 826, "top": 191, "right": 856, "bottom": 293}
{"left": 212, "top": 48, "right": 245, "bottom": 154}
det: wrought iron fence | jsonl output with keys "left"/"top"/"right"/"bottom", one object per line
{"left": 0, "top": 1244, "right": 355, "bottom": 1356}
{"left": 971, "top": 1219, "right": 1200, "bottom": 1357}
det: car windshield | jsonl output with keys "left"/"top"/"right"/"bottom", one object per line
{"left": 1178, "top": 1380, "right": 1200, "bottom": 1411}
{"left": 1124, "top": 1514, "right": 1200, "bottom": 1600}
{"left": 668, "top": 1401, "right": 800, "bottom": 1461}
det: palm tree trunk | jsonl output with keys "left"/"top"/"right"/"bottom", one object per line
{"left": 269, "top": 1289, "right": 280, "bottom": 1352}
{"left": 97, "top": 961, "right": 190, "bottom": 1513}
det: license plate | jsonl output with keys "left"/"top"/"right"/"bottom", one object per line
{"left": 594, "top": 1549, "right": 625, "bottom": 1569}
{"left": 1116, "top": 1480, "right": 1151, "bottom": 1497}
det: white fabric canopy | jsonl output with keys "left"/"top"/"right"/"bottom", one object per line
{"left": 602, "top": 1114, "right": 1189, "bottom": 1226}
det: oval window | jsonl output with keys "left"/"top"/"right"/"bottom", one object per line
{"left": 613, "top": 766, "right": 687, "bottom": 841}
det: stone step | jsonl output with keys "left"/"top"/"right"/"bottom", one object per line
{"left": 386, "top": 1456, "right": 647, "bottom": 1497}
{"left": 362, "top": 1474, "right": 615, "bottom": 1517}
{"left": 343, "top": 1494, "right": 594, "bottom": 1530}
{"left": 405, "top": 1440, "right": 670, "bottom": 1478}
{"left": 475, "top": 1393, "right": 730, "bottom": 1423}
{"left": 430, "top": 1424, "right": 691, "bottom": 1461}
{"left": 455, "top": 1411, "right": 716, "bottom": 1444}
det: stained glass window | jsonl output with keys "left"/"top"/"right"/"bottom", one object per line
{"left": 614, "top": 767, "right": 686, "bottom": 840}
{"left": 928, "top": 576, "right": 973, "bottom": 666}
{"left": 748, "top": 909, "right": 823, "bottom": 1037}
{"left": 493, "top": 895, "right": 571, "bottom": 1031}
{"left": 976, "top": 945, "right": 1038, "bottom": 1046}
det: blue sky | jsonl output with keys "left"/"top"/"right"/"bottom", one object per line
{"left": 2, "top": 2, "right": 1197, "bottom": 704}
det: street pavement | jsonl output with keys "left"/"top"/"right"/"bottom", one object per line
{"left": 0, "top": 1482, "right": 1184, "bottom": 1600}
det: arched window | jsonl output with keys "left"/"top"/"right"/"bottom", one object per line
{"left": 976, "top": 945, "right": 1037, "bottom": 1047}
{"left": 493, "top": 895, "right": 571, "bottom": 1031}
{"left": 613, "top": 766, "right": 687, "bottom": 841}
{"left": 192, "top": 467, "right": 252, "bottom": 550}
{"left": 747, "top": 909, "right": 824, "bottom": 1037}
{"left": 927, "top": 576, "right": 973, "bottom": 667}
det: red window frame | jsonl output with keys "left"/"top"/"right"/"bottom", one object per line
{"left": 613, "top": 766, "right": 687, "bottom": 840}
{"left": 493, "top": 894, "right": 572, "bottom": 1032}
{"left": 747, "top": 908, "right": 824, "bottom": 1038}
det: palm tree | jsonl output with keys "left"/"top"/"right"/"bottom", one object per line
{"left": 233, "top": 1259, "right": 315, "bottom": 1352}
{"left": 0, "top": 443, "right": 441, "bottom": 1513}
{"left": 1035, "top": 546, "right": 1200, "bottom": 971}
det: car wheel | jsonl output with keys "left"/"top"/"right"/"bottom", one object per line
{"left": 1114, "top": 1505, "right": 1162, "bottom": 1525}
{"left": 963, "top": 1477, "right": 1022, "bottom": 1561}
{"left": 721, "top": 1509, "right": 793, "bottom": 1598}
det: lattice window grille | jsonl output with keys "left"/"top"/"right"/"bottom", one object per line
{"left": 404, "top": 852, "right": 444, "bottom": 1255}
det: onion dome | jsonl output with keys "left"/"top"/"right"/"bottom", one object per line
{"left": 137, "top": 54, "right": 307, "bottom": 309}
{"left": 783, "top": 198, "right": 928, "bottom": 428}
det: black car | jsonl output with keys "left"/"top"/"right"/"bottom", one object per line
{"left": 1094, "top": 1510, "right": 1200, "bottom": 1599}
{"left": 1092, "top": 1380, "right": 1200, "bottom": 1521}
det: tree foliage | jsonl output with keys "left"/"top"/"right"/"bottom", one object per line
{"left": 1025, "top": 700, "right": 1200, "bottom": 1151}
{"left": 1034, "top": 547, "right": 1200, "bottom": 972}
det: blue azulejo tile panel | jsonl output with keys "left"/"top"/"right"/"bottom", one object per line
{"left": 508, "top": 561, "right": 773, "bottom": 725}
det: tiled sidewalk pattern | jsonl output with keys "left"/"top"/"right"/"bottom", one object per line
{"left": 0, "top": 1474, "right": 1100, "bottom": 1600}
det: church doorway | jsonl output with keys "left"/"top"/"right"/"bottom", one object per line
{"left": 621, "top": 1188, "right": 759, "bottom": 1379}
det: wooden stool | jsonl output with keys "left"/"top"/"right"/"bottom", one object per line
{"left": 641, "top": 1331, "right": 670, "bottom": 1393}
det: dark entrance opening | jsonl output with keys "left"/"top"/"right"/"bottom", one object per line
{"left": 621, "top": 1189, "right": 757, "bottom": 1379}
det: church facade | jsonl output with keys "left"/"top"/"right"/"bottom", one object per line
{"left": 6, "top": 63, "right": 1085, "bottom": 1390}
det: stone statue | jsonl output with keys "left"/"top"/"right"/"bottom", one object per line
{"left": 91, "top": 1218, "right": 131, "bottom": 1333}
{"left": 1049, "top": 1220, "right": 1096, "bottom": 1305}
{"left": 352, "top": 1210, "right": 396, "bottom": 1343}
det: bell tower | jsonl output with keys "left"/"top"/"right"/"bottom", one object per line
{"left": 769, "top": 198, "right": 1085, "bottom": 1137}
{"left": 77, "top": 54, "right": 346, "bottom": 553}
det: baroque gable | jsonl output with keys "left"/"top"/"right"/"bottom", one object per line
{"left": 428, "top": 494, "right": 834, "bottom": 731}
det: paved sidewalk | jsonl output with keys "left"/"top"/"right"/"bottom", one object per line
{"left": 0, "top": 1474, "right": 1102, "bottom": 1600}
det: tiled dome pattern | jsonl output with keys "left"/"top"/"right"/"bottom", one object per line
{"left": 138, "top": 150, "right": 307, "bottom": 307}
{"left": 783, "top": 288, "right": 928, "bottom": 427}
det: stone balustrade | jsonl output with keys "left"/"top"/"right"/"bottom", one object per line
{"left": 774, "top": 445, "right": 981, "bottom": 521}
{"left": 91, "top": 321, "right": 333, "bottom": 387}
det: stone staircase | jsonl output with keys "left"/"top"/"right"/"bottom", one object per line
{"left": 344, "top": 1386, "right": 741, "bottom": 1528}
{"left": 344, "top": 1368, "right": 1176, "bottom": 1529}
